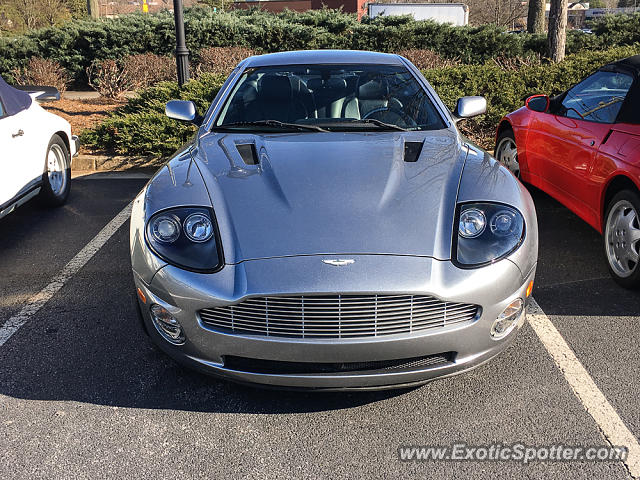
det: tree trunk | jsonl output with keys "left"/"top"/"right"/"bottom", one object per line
{"left": 87, "top": 0, "right": 99, "bottom": 19}
{"left": 548, "top": 0, "right": 568, "bottom": 62}
{"left": 527, "top": 0, "right": 545, "bottom": 33}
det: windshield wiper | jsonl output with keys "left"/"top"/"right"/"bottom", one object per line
{"left": 214, "top": 120, "right": 328, "bottom": 132}
{"left": 335, "top": 118, "right": 408, "bottom": 132}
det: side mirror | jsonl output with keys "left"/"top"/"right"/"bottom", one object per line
{"left": 453, "top": 96, "right": 487, "bottom": 121}
{"left": 165, "top": 100, "right": 201, "bottom": 125}
{"left": 525, "top": 94, "right": 550, "bottom": 113}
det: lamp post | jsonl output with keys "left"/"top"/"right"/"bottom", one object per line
{"left": 172, "top": 0, "right": 190, "bottom": 87}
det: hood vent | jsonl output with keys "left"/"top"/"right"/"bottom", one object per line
{"left": 404, "top": 141, "right": 424, "bottom": 163}
{"left": 236, "top": 143, "right": 259, "bottom": 165}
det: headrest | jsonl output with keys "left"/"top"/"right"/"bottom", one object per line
{"left": 258, "top": 75, "right": 292, "bottom": 101}
{"left": 288, "top": 76, "right": 310, "bottom": 95}
{"left": 241, "top": 82, "right": 258, "bottom": 103}
{"left": 358, "top": 79, "right": 389, "bottom": 100}
{"left": 306, "top": 78, "right": 323, "bottom": 91}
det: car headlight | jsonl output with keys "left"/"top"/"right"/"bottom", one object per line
{"left": 455, "top": 203, "right": 524, "bottom": 267}
{"left": 145, "top": 207, "right": 222, "bottom": 272}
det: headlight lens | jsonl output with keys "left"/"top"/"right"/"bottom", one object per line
{"left": 151, "top": 214, "right": 181, "bottom": 243}
{"left": 459, "top": 208, "right": 486, "bottom": 238}
{"left": 145, "top": 207, "right": 222, "bottom": 272}
{"left": 184, "top": 213, "right": 214, "bottom": 243}
{"left": 455, "top": 203, "right": 524, "bottom": 267}
{"left": 491, "top": 298, "right": 524, "bottom": 339}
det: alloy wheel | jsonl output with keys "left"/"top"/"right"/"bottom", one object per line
{"left": 47, "top": 144, "right": 67, "bottom": 196}
{"left": 605, "top": 199, "right": 640, "bottom": 278}
{"left": 496, "top": 136, "right": 520, "bottom": 177}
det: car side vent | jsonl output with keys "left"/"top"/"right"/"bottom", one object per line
{"left": 236, "top": 143, "right": 259, "bottom": 165}
{"left": 404, "top": 141, "right": 424, "bottom": 162}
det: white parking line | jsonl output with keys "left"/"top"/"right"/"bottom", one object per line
{"left": 2, "top": 201, "right": 639, "bottom": 478}
{"left": 528, "top": 298, "right": 640, "bottom": 478}
{"left": 0, "top": 202, "right": 133, "bottom": 347}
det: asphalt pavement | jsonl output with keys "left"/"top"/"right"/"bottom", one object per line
{"left": 0, "top": 173, "right": 638, "bottom": 479}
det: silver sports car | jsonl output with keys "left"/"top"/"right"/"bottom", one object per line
{"left": 130, "top": 50, "right": 538, "bottom": 390}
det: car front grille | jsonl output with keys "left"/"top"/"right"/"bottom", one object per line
{"left": 198, "top": 294, "right": 479, "bottom": 339}
{"left": 223, "top": 352, "right": 456, "bottom": 375}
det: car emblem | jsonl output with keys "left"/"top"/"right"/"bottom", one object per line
{"left": 322, "top": 259, "right": 355, "bottom": 266}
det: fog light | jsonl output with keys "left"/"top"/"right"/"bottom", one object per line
{"left": 491, "top": 298, "right": 524, "bottom": 339}
{"left": 149, "top": 304, "right": 184, "bottom": 344}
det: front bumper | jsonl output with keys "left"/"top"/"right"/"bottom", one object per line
{"left": 133, "top": 254, "right": 535, "bottom": 391}
{"left": 71, "top": 135, "right": 80, "bottom": 157}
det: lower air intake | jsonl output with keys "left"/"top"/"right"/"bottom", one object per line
{"left": 223, "top": 352, "right": 456, "bottom": 375}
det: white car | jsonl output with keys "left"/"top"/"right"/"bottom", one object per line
{"left": 0, "top": 76, "right": 78, "bottom": 219}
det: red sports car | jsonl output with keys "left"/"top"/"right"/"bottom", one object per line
{"left": 495, "top": 55, "right": 640, "bottom": 288}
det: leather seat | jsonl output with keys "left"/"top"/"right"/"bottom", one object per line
{"left": 245, "top": 74, "right": 309, "bottom": 123}
{"left": 306, "top": 78, "right": 347, "bottom": 118}
{"left": 342, "top": 76, "right": 390, "bottom": 120}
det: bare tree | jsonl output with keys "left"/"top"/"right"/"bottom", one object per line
{"left": 527, "top": 0, "right": 545, "bottom": 33}
{"left": 41, "top": 0, "right": 70, "bottom": 25}
{"left": 548, "top": 0, "right": 568, "bottom": 62}
{"left": 466, "top": 0, "right": 527, "bottom": 27}
{"left": 11, "top": 0, "right": 40, "bottom": 29}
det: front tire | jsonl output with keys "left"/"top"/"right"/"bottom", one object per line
{"left": 495, "top": 129, "right": 520, "bottom": 178}
{"left": 604, "top": 190, "right": 640, "bottom": 289}
{"left": 39, "top": 134, "right": 71, "bottom": 207}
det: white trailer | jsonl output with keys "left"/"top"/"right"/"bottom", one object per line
{"left": 368, "top": 3, "right": 469, "bottom": 26}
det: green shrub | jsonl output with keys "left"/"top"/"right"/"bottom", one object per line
{"left": 425, "top": 44, "right": 640, "bottom": 147}
{"left": 81, "top": 73, "right": 225, "bottom": 156}
{"left": 82, "top": 45, "right": 640, "bottom": 156}
{"left": 4, "top": 7, "right": 640, "bottom": 86}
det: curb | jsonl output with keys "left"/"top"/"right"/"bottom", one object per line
{"left": 72, "top": 154, "right": 163, "bottom": 172}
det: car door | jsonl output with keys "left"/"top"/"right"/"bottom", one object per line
{"left": 0, "top": 102, "right": 31, "bottom": 207}
{"left": 529, "top": 70, "right": 633, "bottom": 228}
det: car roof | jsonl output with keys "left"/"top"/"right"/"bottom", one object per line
{"left": 244, "top": 50, "right": 405, "bottom": 67}
{"left": 0, "top": 75, "right": 33, "bottom": 117}
{"left": 600, "top": 55, "right": 640, "bottom": 77}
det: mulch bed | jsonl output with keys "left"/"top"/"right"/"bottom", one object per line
{"left": 42, "top": 96, "right": 124, "bottom": 134}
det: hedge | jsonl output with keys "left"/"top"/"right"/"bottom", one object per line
{"left": 2, "top": 7, "right": 640, "bottom": 85}
{"left": 81, "top": 73, "right": 225, "bottom": 155}
{"left": 424, "top": 44, "right": 640, "bottom": 141}
{"left": 80, "top": 44, "right": 640, "bottom": 157}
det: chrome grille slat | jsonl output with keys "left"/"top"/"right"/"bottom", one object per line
{"left": 228, "top": 302, "right": 444, "bottom": 314}
{"left": 199, "top": 294, "right": 479, "bottom": 339}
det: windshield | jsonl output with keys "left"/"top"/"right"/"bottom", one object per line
{"left": 214, "top": 64, "right": 446, "bottom": 132}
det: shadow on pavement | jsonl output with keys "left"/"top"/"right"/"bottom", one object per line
{"left": 528, "top": 185, "right": 640, "bottom": 316}
{"left": 1, "top": 179, "right": 638, "bottom": 414}
{"left": 0, "top": 223, "right": 409, "bottom": 413}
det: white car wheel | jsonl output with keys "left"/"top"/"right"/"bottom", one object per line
{"left": 40, "top": 134, "right": 71, "bottom": 206}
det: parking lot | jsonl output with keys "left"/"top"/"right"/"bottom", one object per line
{"left": 0, "top": 172, "right": 639, "bottom": 479}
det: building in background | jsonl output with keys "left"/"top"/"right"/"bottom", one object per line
{"left": 368, "top": 3, "right": 469, "bottom": 25}
{"left": 231, "top": 0, "right": 367, "bottom": 18}
{"left": 98, "top": 0, "right": 199, "bottom": 17}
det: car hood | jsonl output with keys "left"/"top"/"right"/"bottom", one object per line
{"left": 195, "top": 130, "right": 467, "bottom": 263}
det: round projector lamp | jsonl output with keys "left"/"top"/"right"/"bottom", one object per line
{"left": 149, "top": 304, "right": 185, "bottom": 344}
{"left": 491, "top": 298, "right": 524, "bottom": 339}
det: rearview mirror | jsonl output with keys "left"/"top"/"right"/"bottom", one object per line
{"left": 165, "top": 100, "right": 201, "bottom": 125}
{"left": 525, "top": 94, "right": 550, "bottom": 113}
{"left": 453, "top": 96, "right": 487, "bottom": 121}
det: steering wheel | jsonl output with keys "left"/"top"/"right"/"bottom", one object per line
{"left": 363, "top": 107, "right": 417, "bottom": 128}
